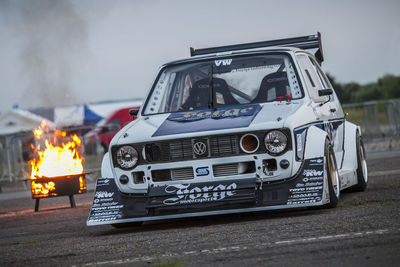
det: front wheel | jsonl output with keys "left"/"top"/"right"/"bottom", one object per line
{"left": 325, "top": 139, "right": 340, "bottom": 208}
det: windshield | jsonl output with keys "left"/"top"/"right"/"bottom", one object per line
{"left": 143, "top": 54, "right": 303, "bottom": 115}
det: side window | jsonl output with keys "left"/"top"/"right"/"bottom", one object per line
{"left": 310, "top": 57, "right": 332, "bottom": 89}
{"left": 311, "top": 58, "right": 338, "bottom": 103}
{"left": 296, "top": 54, "right": 328, "bottom": 103}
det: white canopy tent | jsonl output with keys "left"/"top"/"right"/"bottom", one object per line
{"left": 0, "top": 109, "right": 54, "bottom": 136}
{"left": 54, "top": 100, "right": 142, "bottom": 127}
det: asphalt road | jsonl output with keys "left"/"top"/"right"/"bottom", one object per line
{"left": 1, "top": 152, "right": 399, "bottom": 267}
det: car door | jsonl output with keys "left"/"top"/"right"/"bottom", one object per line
{"left": 297, "top": 53, "right": 345, "bottom": 166}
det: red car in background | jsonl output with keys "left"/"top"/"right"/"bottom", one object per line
{"left": 84, "top": 106, "right": 139, "bottom": 153}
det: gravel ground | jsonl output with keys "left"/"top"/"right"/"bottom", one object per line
{"left": 0, "top": 152, "right": 399, "bottom": 267}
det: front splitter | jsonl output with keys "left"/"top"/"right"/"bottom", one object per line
{"left": 87, "top": 157, "right": 326, "bottom": 226}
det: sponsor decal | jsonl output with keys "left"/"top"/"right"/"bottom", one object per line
{"left": 309, "top": 158, "right": 323, "bottom": 164}
{"left": 303, "top": 169, "right": 324, "bottom": 177}
{"left": 95, "top": 191, "right": 114, "bottom": 198}
{"left": 215, "top": 59, "right": 232, "bottom": 66}
{"left": 195, "top": 166, "right": 210, "bottom": 176}
{"left": 301, "top": 176, "right": 323, "bottom": 183}
{"left": 274, "top": 101, "right": 299, "bottom": 106}
{"left": 267, "top": 77, "right": 287, "bottom": 83}
{"left": 167, "top": 104, "right": 260, "bottom": 122}
{"left": 308, "top": 160, "right": 324, "bottom": 167}
{"left": 97, "top": 178, "right": 110, "bottom": 186}
{"left": 163, "top": 183, "right": 237, "bottom": 205}
{"left": 88, "top": 178, "right": 126, "bottom": 223}
{"left": 152, "top": 104, "right": 261, "bottom": 136}
{"left": 286, "top": 157, "right": 324, "bottom": 206}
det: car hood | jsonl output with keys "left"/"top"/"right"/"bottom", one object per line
{"left": 114, "top": 101, "right": 303, "bottom": 145}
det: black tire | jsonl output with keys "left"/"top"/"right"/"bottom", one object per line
{"left": 325, "top": 139, "right": 340, "bottom": 208}
{"left": 347, "top": 132, "right": 368, "bottom": 192}
{"left": 112, "top": 222, "right": 143, "bottom": 228}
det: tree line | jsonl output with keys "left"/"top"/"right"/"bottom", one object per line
{"left": 326, "top": 73, "right": 400, "bottom": 104}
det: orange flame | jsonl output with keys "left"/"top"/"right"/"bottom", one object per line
{"left": 29, "top": 121, "right": 85, "bottom": 197}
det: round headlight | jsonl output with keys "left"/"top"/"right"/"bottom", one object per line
{"left": 264, "top": 130, "right": 288, "bottom": 155}
{"left": 116, "top": 145, "right": 138, "bottom": 169}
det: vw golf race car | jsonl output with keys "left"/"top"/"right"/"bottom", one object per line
{"left": 87, "top": 33, "right": 368, "bottom": 227}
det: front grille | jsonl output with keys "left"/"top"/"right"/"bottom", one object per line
{"left": 116, "top": 129, "right": 292, "bottom": 165}
{"left": 160, "top": 136, "right": 239, "bottom": 161}
{"left": 171, "top": 167, "right": 194, "bottom": 180}
{"left": 141, "top": 134, "right": 243, "bottom": 164}
{"left": 210, "top": 135, "right": 239, "bottom": 156}
{"left": 152, "top": 167, "right": 194, "bottom": 182}
{"left": 213, "top": 161, "right": 256, "bottom": 177}
{"left": 213, "top": 163, "right": 239, "bottom": 177}
{"left": 168, "top": 139, "right": 193, "bottom": 160}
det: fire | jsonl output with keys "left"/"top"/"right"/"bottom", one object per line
{"left": 31, "top": 181, "right": 55, "bottom": 197}
{"left": 29, "top": 121, "right": 85, "bottom": 197}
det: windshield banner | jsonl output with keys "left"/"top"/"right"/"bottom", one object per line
{"left": 152, "top": 104, "right": 261, "bottom": 136}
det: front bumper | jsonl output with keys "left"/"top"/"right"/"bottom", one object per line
{"left": 87, "top": 157, "right": 326, "bottom": 226}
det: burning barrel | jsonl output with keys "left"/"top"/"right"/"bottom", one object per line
{"left": 29, "top": 121, "right": 87, "bottom": 211}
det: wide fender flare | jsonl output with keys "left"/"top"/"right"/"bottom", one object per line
{"left": 101, "top": 152, "right": 114, "bottom": 178}
{"left": 342, "top": 121, "right": 361, "bottom": 171}
{"left": 302, "top": 125, "right": 331, "bottom": 204}
{"left": 304, "top": 125, "right": 328, "bottom": 160}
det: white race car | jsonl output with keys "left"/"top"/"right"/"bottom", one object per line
{"left": 87, "top": 33, "right": 368, "bottom": 227}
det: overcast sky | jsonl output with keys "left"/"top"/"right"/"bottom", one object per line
{"left": 0, "top": 0, "right": 399, "bottom": 112}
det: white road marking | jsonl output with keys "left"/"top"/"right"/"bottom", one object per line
{"left": 273, "top": 229, "right": 389, "bottom": 245}
{"left": 368, "top": 169, "right": 400, "bottom": 177}
{"left": 81, "top": 228, "right": 396, "bottom": 266}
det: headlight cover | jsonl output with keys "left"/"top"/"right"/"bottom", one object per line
{"left": 264, "top": 130, "right": 288, "bottom": 155}
{"left": 240, "top": 133, "right": 260, "bottom": 153}
{"left": 116, "top": 145, "right": 138, "bottom": 169}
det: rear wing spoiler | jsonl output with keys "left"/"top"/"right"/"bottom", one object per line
{"left": 190, "top": 32, "right": 324, "bottom": 64}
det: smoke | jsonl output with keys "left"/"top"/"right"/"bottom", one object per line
{"left": 1, "top": 0, "right": 88, "bottom": 109}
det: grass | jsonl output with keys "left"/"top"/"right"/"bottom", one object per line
{"left": 12, "top": 240, "right": 38, "bottom": 245}
{"left": 343, "top": 103, "right": 391, "bottom": 128}
{"left": 333, "top": 221, "right": 350, "bottom": 228}
{"left": 344, "top": 107, "right": 365, "bottom": 126}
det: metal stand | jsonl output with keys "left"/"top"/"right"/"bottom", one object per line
{"left": 69, "top": 195, "right": 76, "bottom": 208}
{"left": 34, "top": 195, "right": 76, "bottom": 212}
{"left": 34, "top": 199, "right": 40, "bottom": 212}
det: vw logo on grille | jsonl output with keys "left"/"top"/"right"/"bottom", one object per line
{"left": 193, "top": 141, "right": 207, "bottom": 156}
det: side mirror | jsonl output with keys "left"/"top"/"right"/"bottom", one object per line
{"left": 129, "top": 109, "right": 139, "bottom": 118}
{"left": 318, "top": 88, "right": 333, "bottom": 96}
{"left": 318, "top": 89, "right": 333, "bottom": 107}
